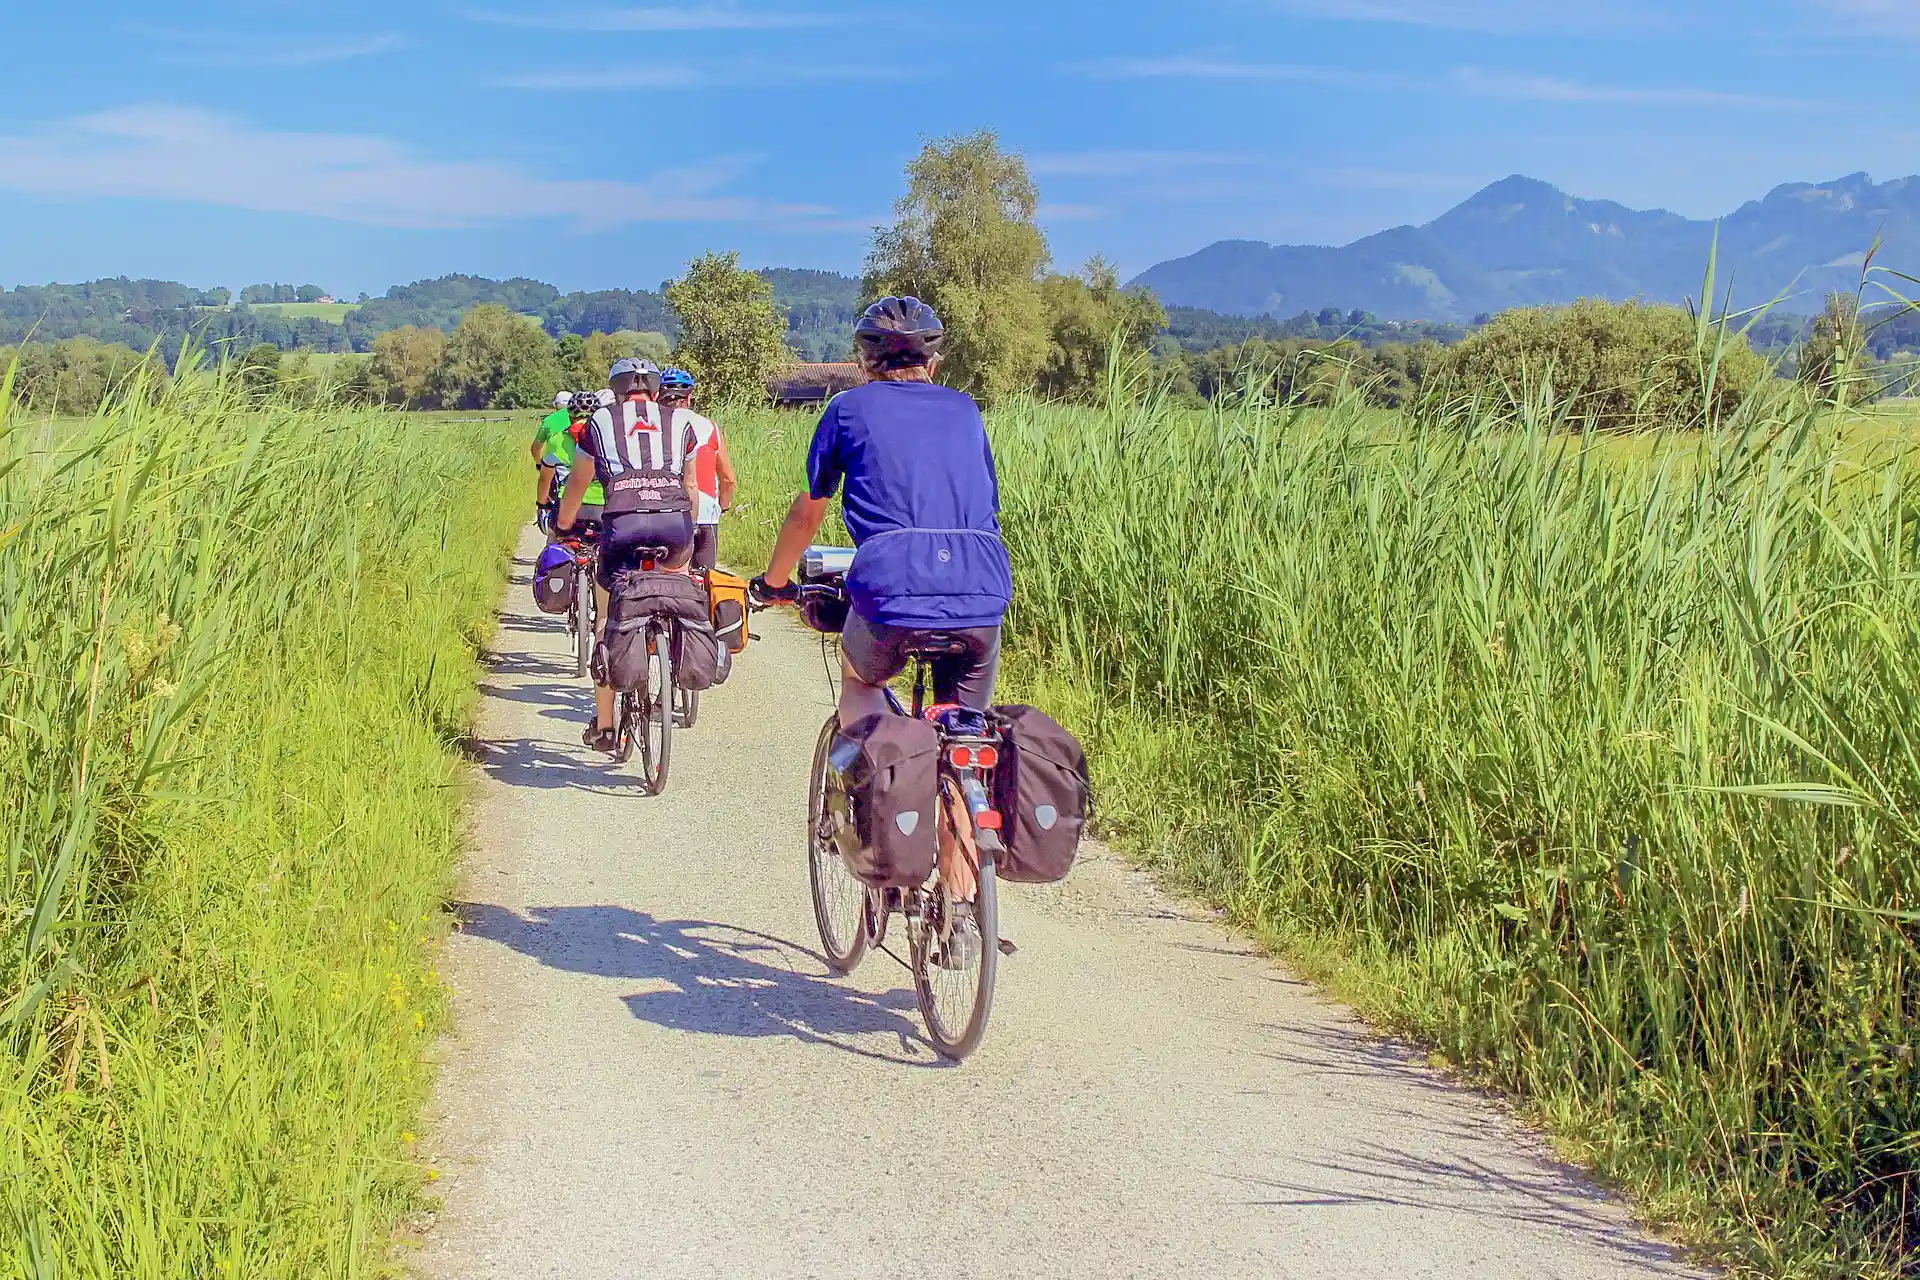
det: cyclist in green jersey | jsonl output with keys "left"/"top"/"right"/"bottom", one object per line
{"left": 532, "top": 392, "right": 574, "bottom": 519}
{"left": 537, "top": 392, "right": 610, "bottom": 535}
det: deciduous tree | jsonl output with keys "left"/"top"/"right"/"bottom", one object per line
{"left": 430, "top": 305, "right": 561, "bottom": 410}
{"left": 581, "top": 329, "right": 672, "bottom": 386}
{"left": 864, "top": 131, "right": 1050, "bottom": 406}
{"left": 369, "top": 325, "right": 446, "bottom": 407}
{"left": 1036, "top": 256, "right": 1166, "bottom": 402}
{"left": 664, "top": 253, "right": 788, "bottom": 406}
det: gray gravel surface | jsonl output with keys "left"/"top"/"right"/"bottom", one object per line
{"left": 416, "top": 531, "right": 1708, "bottom": 1280}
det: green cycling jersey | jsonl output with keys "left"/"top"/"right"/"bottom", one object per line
{"left": 536, "top": 409, "right": 605, "bottom": 506}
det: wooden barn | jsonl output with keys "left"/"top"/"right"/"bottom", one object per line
{"left": 767, "top": 362, "right": 862, "bottom": 406}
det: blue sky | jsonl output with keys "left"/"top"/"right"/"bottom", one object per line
{"left": 0, "top": 0, "right": 1914, "bottom": 296}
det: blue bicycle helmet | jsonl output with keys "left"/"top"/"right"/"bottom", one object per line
{"left": 854, "top": 296, "right": 944, "bottom": 368}
{"left": 659, "top": 367, "right": 696, "bottom": 394}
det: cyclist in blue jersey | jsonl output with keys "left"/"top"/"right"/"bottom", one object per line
{"left": 751, "top": 297, "right": 1012, "bottom": 728}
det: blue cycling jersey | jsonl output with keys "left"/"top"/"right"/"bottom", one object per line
{"left": 806, "top": 381, "right": 1012, "bottom": 631}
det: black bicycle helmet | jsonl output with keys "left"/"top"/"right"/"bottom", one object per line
{"left": 568, "top": 390, "right": 601, "bottom": 416}
{"left": 854, "top": 296, "right": 944, "bottom": 368}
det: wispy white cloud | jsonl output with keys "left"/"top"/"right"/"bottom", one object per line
{"left": 1070, "top": 55, "right": 1393, "bottom": 88}
{"left": 462, "top": 5, "right": 838, "bottom": 31}
{"left": 1027, "top": 150, "right": 1258, "bottom": 177}
{"left": 1307, "top": 167, "right": 1478, "bottom": 193}
{"left": 1247, "top": 0, "right": 1672, "bottom": 35}
{"left": 496, "top": 60, "right": 890, "bottom": 89}
{"left": 0, "top": 107, "right": 831, "bottom": 231}
{"left": 132, "top": 27, "right": 406, "bottom": 68}
{"left": 497, "top": 66, "right": 703, "bottom": 89}
{"left": 1448, "top": 67, "right": 1808, "bottom": 108}
{"left": 1808, "top": 0, "right": 1920, "bottom": 38}
{"left": 1071, "top": 56, "right": 1810, "bottom": 110}
{"left": 1035, "top": 203, "right": 1109, "bottom": 222}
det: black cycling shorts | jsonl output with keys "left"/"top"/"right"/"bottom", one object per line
{"left": 691, "top": 523, "right": 719, "bottom": 573}
{"left": 842, "top": 611, "right": 1001, "bottom": 710}
{"left": 597, "top": 510, "right": 695, "bottom": 587}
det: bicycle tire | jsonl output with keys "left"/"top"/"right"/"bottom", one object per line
{"left": 638, "top": 620, "right": 672, "bottom": 794}
{"left": 677, "top": 684, "right": 700, "bottom": 729}
{"left": 806, "top": 714, "right": 869, "bottom": 974}
{"left": 574, "top": 569, "right": 594, "bottom": 680}
{"left": 614, "top": 689, "right": 637, "bottom": 764}
{"left": 913, "top": 852, "right": 998, "bottom": 1062}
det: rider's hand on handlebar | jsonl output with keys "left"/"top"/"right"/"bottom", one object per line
{"left": 748, "top": 575, "right": 799, "bottom": 608}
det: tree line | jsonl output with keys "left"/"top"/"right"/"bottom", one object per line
{"left": 6, "top": 135, "right": 1912, "bottom": 418}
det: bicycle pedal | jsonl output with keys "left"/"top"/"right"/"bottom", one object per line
{"left": 997, "top": 938, "right": 1018, "bottom": 957}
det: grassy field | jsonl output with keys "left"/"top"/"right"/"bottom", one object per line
{"left": 0, "top": 374, "right": 524, "bottom": 1275}
{"left": 245, "top": 302, "right": 358, "bottom": 323}
{"left": 718, "top": 385, "right": 1920, "bottom": 1279}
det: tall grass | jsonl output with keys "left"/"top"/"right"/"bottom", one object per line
{"left": 720, "top": 386, "right": 1920, "bottom": 1277}
{"left": 0, "top": 364, "right": 525, "bottom": 1274}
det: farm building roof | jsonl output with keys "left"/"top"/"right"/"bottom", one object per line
{"left": 767, "top": 362, "right": 862, "bottom": 404}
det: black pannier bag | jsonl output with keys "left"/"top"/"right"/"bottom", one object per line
{"left": 826, "top": 714, "right": 941, "bottom": 889}
{"left": 990, "top": 705, "right": 1091, "bottom": 884}
{"left": 601, "top": 570, "right": 709, "bottom": 692}
{"left": 671, "top": 618, "right": 723, "bottom": 691}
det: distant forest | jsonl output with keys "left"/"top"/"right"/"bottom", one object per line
{"left": 3, "top": 270, "right": 1916, "bottom": 368}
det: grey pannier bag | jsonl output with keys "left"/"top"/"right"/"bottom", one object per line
{"left": 826, "top": 714, "right": 941, "bottom": 889}
{"left": 600, "top": 570, "right": 708, "bottom": 691}
{"left": 990, "top": 705, "right": 1091, "bottom": 884}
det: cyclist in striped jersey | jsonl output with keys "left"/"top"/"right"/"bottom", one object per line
{"left": 557, "top": 357, "right": 701, "bottom": 751}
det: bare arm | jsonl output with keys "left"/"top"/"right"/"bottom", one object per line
{"left": 715, "top": 431, "right": 738, "bottom": 511}
{"left": 764, "top": 493, "right": 829, "bottom": 588}
{"left": 557, "top": 453, "right": 596, "bottom": 531}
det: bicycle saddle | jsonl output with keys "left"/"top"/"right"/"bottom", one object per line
{"left": 901, "top": 632, "right": 972, "bottom": 659}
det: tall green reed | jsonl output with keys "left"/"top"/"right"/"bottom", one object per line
{"left": 1, "top": 359, "right": 525, "bottom": 1274}
{"left": 719, "top": 376, "right": 1920, "bottom": 1275}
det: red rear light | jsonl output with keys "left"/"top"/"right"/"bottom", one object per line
{"left": 976, "top": 809, "right": 1003, "bottom": 831}
{"left": 948, "top": 746, "right": 974, "bottom": 768}
{"left": 974, "top": 746, "right": 999, "bottom": 770}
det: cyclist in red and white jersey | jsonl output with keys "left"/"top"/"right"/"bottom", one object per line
{"left": 659, "top": 367, "right": 735, "bottom": 572}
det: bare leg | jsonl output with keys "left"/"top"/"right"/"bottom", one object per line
{"left": 594, "top": 582, "right": 615, "bottom": 731}
{"left": 939, "top": 781, "right": 978, "bottom": 903}
{"left": 836, "top": 654, "right": 892, "bottom": 726}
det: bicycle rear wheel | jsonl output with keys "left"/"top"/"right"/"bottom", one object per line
{"left": 676, "top": 684, "right": 700, "bottom": 729}
{"left": 614, "top": 690, "right": 638, "bottom": 764}
{"left": 913, "top": 850, "right": 998, "bottom": 1061}
{"left": 637, "top": 621, "right": 672, "bottom": 794}
{"left": 574, "top": 570, "right": 594, "bottom": 679}
{"left": 807, "top": 714, "right": 869, "bottom": 974}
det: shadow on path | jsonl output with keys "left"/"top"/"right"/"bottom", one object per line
{"left": 453, "top": 902, "right": 946, "bottom": 1068}
{"left": 1225, "top": 1024, "right": 1694, "bottom": 1273}
{"left": 462, "top": 738, "right": 654, "bottom": 796}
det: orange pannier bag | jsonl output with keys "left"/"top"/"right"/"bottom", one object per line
{"left": 707, "top": 569, "right": 751, "bottom": 653}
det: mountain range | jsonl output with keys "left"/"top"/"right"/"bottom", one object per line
{"left": 1129, "top": 172, "right": 1919, "bottom": 323}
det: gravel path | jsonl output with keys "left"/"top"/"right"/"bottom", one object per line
{"left": 417, "top": 530, "right": 1707, "bottom": 1280}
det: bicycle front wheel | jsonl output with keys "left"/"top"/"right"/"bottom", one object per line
{"left": 913, "top": 855, "right": 998, "bottom": 1061}
{"left": 637, "top": 621, "right": 673, "bottom": 794}
{"left": 807, "top": 715, "right": 869, "bottom": 974}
